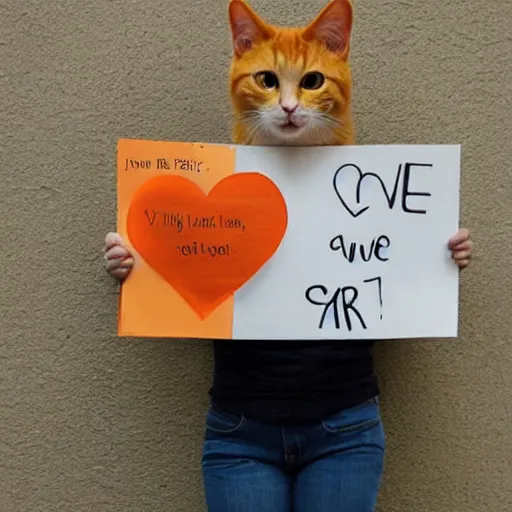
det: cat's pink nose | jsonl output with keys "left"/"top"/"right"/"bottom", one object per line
{"left": 281, "top": 102, "right": 297, "bottom": 114}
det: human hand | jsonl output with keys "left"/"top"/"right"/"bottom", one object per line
{"left": 103, "top": 232, "right": 134, "bottom": 281}
{"left": 448, "top": 228, "right": 473, "bottom": 269}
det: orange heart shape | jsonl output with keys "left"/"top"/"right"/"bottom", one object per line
{"left": 126, "top": 173, "right": 288, "bottom": 319}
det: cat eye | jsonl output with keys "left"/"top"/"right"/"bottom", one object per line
{"left": 301, "top": 72, "right": 325, "bottom": 90}
{"left": 254, "top": 71, "right": 279, "bottom": 90}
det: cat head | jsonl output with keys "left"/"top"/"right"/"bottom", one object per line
{"left": 228, "top": 0, "right": 354, "bottom": 146}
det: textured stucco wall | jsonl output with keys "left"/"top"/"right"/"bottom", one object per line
{"left": 1, "top": 0, "right": 511, "bottom": 510}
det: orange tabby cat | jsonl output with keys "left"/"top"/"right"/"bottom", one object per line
{"left": 228, "top": 0, "right": 355, "bottom": 147}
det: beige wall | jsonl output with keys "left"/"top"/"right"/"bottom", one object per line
{"left": 1, "top": 0, "right": 511, "bottom": 510}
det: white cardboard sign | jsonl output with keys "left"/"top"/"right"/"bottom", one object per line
{"left": 231, "top": 144, "right": 460, "bottom": 340}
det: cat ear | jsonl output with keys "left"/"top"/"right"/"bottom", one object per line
{"left": 303, "top": 0, "right": 353, "bottom": 58}
{"left": 228, "top": 0, "right": 274, "bottom": 56}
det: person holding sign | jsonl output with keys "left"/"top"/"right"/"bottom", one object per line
{"left": 103, "top": 0, "right": 474, "bottom": 510}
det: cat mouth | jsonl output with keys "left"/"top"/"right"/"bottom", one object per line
{"left": 279, "top": 120, "right": 303, "bottom": 131}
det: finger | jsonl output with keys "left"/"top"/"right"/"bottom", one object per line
{"left": 105, "top": 258, "right": 121, "bottom": 272}
{"left": 109, "top": 267, "right": 131, "bottom": 280}
{"left": 106, "top": 255, "right": 129, "bottom": 270}
{"left": 448, "top": 228, "right": 470, "bottom": 248}
{"left": 118, "top": 257, "right": 134, "bottom": 268}
{"left": 105, "top": 258, "right": 133, "bottom": 272}
{"left": 104, "top": 245, "right": 130, "bottom": 261}
{"left": 451, "top": 240, "right": 473, "bottom": 252}
{"left": 452, "top": 250, "right": 472, "bottom": 261}
{"left": 106, "top": 255, "right": 134, "bottom": 271}
{"left": 104, "top": 232, "right": 124, "bottom": 251}
{"left": 456, "top": 258, "right": 471, "bottom": 269}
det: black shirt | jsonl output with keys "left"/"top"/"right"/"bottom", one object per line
{"left": 210, "top": 339, "right": 379, "bottom": 425}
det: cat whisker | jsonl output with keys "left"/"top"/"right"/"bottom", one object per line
{"left": 306, "top": 113, "right": 343, "bottom": 144}
{"left": 233, "top": 110, "right": 268, "bottom": 143}
{"left": 244, "top": 114, "right": 268, "bottom": 143}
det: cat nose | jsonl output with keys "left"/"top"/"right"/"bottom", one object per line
{"left": 281, "top": 102, "right": 298, "bottom": 114}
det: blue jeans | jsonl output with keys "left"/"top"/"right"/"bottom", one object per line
{"left": 201, "top": 397, "right": 385, "bottom": 512}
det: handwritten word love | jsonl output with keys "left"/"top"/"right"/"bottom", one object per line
{"left": 333, "top": 162, "right": 432, "bottom": 218}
